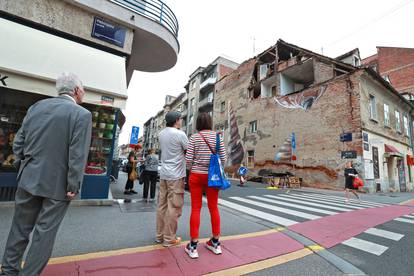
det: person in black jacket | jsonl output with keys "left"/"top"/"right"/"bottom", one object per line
{"left": 344, "top": 161, "right": 360, "bottom": 203}
{"left": 124, "top": 152, "right": 137, "bottom": 195}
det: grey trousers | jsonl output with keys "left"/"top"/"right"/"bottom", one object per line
{"left": 1, "top": 188, "right": 70, "bottom": 276}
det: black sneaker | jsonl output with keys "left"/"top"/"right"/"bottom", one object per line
{"left": 130, "top": 190, "right": 138, "bottom": 194}
{"left": 124, "top": 191, "right": 131, "bottom": 195}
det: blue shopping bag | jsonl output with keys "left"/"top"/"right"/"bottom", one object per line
{"left": 201, "top": 133, "right": 231, "bottom": 190}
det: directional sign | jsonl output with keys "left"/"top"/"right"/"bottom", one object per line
{"left": 238, "top": 166, "right": 248, "bottom": 176}
{"left": 130, "top": 126, "right": 140, "bottom": 145}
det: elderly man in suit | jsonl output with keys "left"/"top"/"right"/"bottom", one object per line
{"left": 0, "top": 73, "right": 92, "bottom": 276}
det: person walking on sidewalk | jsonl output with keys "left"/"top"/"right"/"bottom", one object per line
{"left": 184, "top": 113, "right": 227, "bottom": 259}
{"left": 124, "top": 151, "right": 138, "bottom": 195}
{"left": 344, "top": 161, "right": 360, "bottom": 203}
{"left": 156, "top": 111, "right": 188, "bottom": 247}
{"left": 1, "top": 73, "right": 92, "bottom": 276}
{"left": 143, "top": 148, "right": 159, "bottom": 202}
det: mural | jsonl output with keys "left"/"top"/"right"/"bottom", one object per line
{"left": 274, "top": 85, "right": 327, "bottom": 110}
{"left": 274, "top": 137, "right": 292, "bottom": 161}
{"left": 226, "top": 102, "right": 244, "bottom": 166}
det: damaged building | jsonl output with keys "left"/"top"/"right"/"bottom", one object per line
{"left": 214, "top": 39, "right": 414, "bottom": 193}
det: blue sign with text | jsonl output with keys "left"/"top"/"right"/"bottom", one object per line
{"left": 130, "top": 126, "right": 140, "bottom": 145}
{"left": 91, "top": 17, "right": 126, "bottom": 47}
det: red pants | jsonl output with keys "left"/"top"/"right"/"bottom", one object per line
{"left": 189, "top": 173, "right": 220, "bottom": 240}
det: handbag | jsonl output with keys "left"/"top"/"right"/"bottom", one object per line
{"left": 353, "top": 177, "right": 363, "bottom": 188}
{"left": 200, "top": 133, "right": 231, "bottom": 190}
{"left": 128, "top": 162, "right": 137, "bottom": 181}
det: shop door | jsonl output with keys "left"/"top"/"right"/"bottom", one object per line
{"left": 397, "top": 159, "right": 407, "bottom": 192}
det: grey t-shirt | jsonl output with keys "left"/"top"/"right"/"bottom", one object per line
{"left": 144, "top": 154, "right": 159, "bottom": 172}
{"left": 159, "top": 127, "right": 188, "bottom": 180}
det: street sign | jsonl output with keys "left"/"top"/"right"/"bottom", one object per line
{"left": 238, "top": 166, "right": 248, "bottom": 176}
{"left": 341, "top": 150, "right": 357, "bottom": 159}
{"left": 130, "top": 126, "right": 140, "bottom": 145}
{"left": 91, "top": 17, "right": 126, "bottom": 47}
{"left": 340, "top": 132, "right": 352, "bottom": 142}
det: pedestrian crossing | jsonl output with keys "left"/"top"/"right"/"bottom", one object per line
{"left": 217, "top": 192, "right": 414, "bottom": 256}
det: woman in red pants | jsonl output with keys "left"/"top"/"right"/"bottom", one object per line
{"left": 185, "top": 113, "right": 227, "bottom": 259}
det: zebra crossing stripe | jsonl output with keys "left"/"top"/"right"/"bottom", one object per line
{"left": 394, "top": 218, "right": 414, "bottom": 224}
{"left": 342, "top": 237, "right": 388, "bottom": 256}
{"left": 302, "top": 193, "right": 387, "bottom": 207}
{"left": 230, "top": 197, "right": 321, "bottom": 220}
{"left": 279, "top": 194, "right": 360, "bottom": 210}
{"left": 297, "top": 193, "right": 377, "bottom": 209}
{"left": 364, "top": 228, "right": 404, "bottom": 241}
{"left": 403, "top": 215, "right": 414, "bottom": 219}
{"left": 218, "top": 198, "right": 298, "bottom": 226}
{"left": 264, "top": 195, "right": 352, "bottom": 212}
{"left": 248, "top": 196, "right": 337, "bottom": 215}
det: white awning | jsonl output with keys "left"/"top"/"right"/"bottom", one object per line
{"left": 0, "top": 17, "right": 127, "bottom": 108}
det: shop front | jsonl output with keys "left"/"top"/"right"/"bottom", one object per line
{"left": 0, "top": 17, "right": 127, "bottom": 201}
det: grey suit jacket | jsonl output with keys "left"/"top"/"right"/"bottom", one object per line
{"left": 13, "top": 95, "right": 92, "bottom": 201}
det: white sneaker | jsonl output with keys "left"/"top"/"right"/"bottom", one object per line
{"left": 206, "top": 239, "right": 222, "bottom": 255}
{"left": 185, "top": 243, "right": 199, "bottom": 259}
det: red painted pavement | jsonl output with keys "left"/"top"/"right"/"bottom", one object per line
{"left": 289, "top": 205, "right": 414, "bottom": 248}
{"left": 42, "top": 232, "right": 303, "bottom": 276}
{"left": 402, "top": 199, "right": 414, "bottom": 206}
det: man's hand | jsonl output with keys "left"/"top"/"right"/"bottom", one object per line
{"left": 66, "top": 192, "right": 77, "bottom": 200}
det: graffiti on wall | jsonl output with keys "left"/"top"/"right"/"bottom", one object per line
{"left": 274, "top": 137, "right": 292, "bottom": 161}
{"left": 274, "top": 85, "right": 327, "bottom": 110}
{"left": 226, "top": 102, "right": 244, "bottom": 166}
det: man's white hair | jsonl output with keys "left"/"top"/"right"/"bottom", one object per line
{"left": 56, "top": 72, "right": 83, "bottom": 95}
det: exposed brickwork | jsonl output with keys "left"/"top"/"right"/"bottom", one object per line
{"left": 214, "top": 45, "right": 414, "bottom": 191}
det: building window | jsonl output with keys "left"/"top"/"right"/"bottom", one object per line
{"left": 404, "top": 115, "right": 409, "bottom": 136}
{"left": 220, "top": 101, "right": 226, "bottom": 112}
{"left": 395, "top": 110, "right": 401, "bottom": 133}
{"left": 353, "top": 56, "right": 360, "bottom": 67}
{"left": 190, "top": 98, "right": 195, "bottom": 108}
{"left": 249, "top": 120, "right": 257, "bottom": 133}
{"left": 369, "top": 95, "right": 377, "bottom": 120}
{"left": 247, "top": 150, "right": 255, "bottom": 167}
{"left": 191, "top": 80, "right": 196, "bottom": 89}
{"left": 384, "top": 103, "right": 390, "bottom": 127}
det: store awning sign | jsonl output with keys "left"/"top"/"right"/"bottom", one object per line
{"left": 130, "top": 126, "right": 140, "bottom": 145}
{"left": 101, "top": 95, "right": 114, "bottom": 105}
{"left": 92, "top": 17, "right": 126, "bottom": 48}
{"left": 384, "top": 144, "right": 402, "bottom": 157}
{"left": 0, "top": 74, "right": 8, "bottom": 86}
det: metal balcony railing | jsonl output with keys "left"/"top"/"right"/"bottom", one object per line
{"left": 110, "top": 0, "right": 179, "bottom": 37}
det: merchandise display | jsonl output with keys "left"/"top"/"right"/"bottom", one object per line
{"left": 0, "top": 105, "right": 26, "bottom": 172}
{"left": 85, "top": 107, "right": 116, "bottom": 175}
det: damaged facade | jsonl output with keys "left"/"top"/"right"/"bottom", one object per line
{"left": 214, "top": 40, "right": 414, "bottom": 192}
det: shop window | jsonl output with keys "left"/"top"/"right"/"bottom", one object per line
{"left": 247, "top": 150, "right": 255, "bottom": 167}
{"left": 249, "top": 120, "right": 257, "bottom": 133}
{"left": 86, "top": 107, "right": 117, "bottom": 175}
{"left": 369, "top": 95, "right": 377, "bottom": 120}
{"left": 404, "top": 115, "right": 409, "bottom": 136}
{"left": 384, "top": 103, "right": 390, "bottom": 127}
{"left": 395, "top": 110, "right": 401, "bottom": 133}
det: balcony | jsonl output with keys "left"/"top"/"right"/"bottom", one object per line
{"left": 199, "top": 95, "right": 214, "bottom": 110}
{"left": 200, "top": 76, "right": 217, "bottom": 91}
{"left": 65, "top": 0, "right": 180, "bottom": 80}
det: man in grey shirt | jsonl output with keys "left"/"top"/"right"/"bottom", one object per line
{"left": 156, "top": 111, "right": 188, "bottom": 247}
{"left": 1, "top": 73, "right": 92, "bottom": 276}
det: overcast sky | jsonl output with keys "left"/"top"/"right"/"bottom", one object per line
{"left": 119, "top": 0, "right": 414, "bottom": 144}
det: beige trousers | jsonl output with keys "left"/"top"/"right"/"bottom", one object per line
{"left": 156, "top": 178, "right": 185, "bottom": 242}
